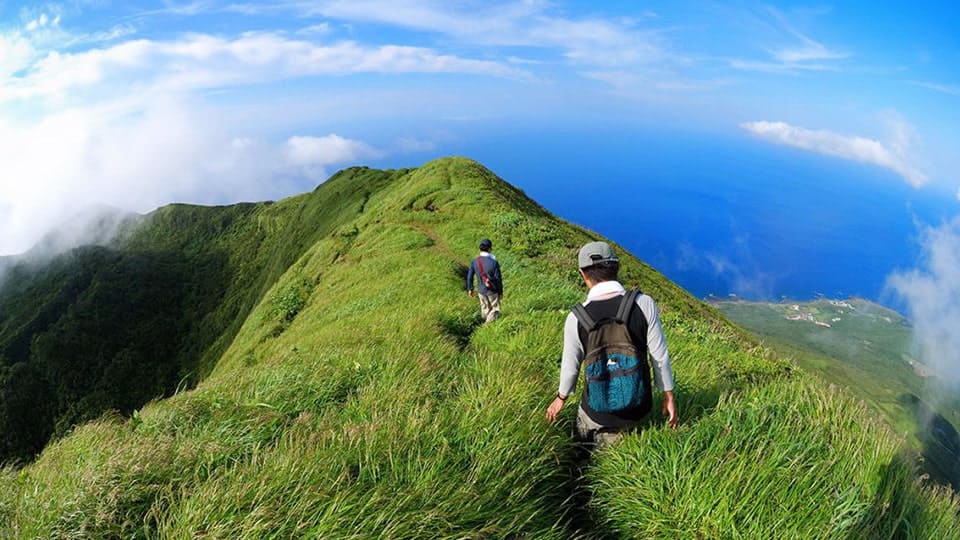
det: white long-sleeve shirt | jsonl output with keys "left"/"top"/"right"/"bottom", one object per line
{"left": 558, "top": 280, "right": 675, "bottom": 397}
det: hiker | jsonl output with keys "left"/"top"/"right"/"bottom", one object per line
{"left": 466, "top": 239, "right": 503, "bottom": 323}
{"left": 545, "top": 241, "right": 677, "bottom": 446}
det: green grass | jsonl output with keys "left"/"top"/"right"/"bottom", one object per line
{"left": 1, "top": 157, "right": 958, "bottom": 538}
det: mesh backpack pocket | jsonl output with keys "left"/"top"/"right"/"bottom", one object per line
{"left": 583, "top": 343, "right": 644, "bottom": 413}
{"left": 572, "top": 290, "right": 650, "bottom": 415}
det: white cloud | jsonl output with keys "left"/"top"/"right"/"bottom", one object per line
{"left": 0, "top": 31, "right": 36, "bottom": 77}
{"left": 26, "top": 13, "right": 49, "bottom": 32}
{"left": 297, "top": 23, "right": 331, "bottom": 35}
{"left": 1, "top": 32, "right": 526, "bottom": 104}
{"left": 286, "top": 134, "right": 380, "bottom": 165}
{"left": 887, "top": 217, "right": 960, "bottom": 384}
{"left": 285, "top": 134, "right": 382, "bottom": 178}
{"left": 740, "top": 120, "right": 928, "bottom": 187}
{"left": 0, "top": 98, "right": 388, "bottom": 255}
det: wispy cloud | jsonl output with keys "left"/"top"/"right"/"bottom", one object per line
{"left": 582, "top": 70, "right": 730, "bottom": 93}
{"left": 249, "top": 0, "right": 670, "bottom": 68}
{"left": 729, "top": 6, "right": 848, "bottom": 73}
{"left": 25, "top": 12, "right": 60, "bottom": 32}
{"left": 727, "top": 58, "right": 838, "bottom": 73}
{"left": 139, "top": 1, "right": 717, "bottom": 94}
{"left": 910, "top": 80, "right": 960, "bottom": 96}
{"left": 296, "top": 23, "right": 332, "bottom": 35}
{"left": 136, "top": 1, "right": 217, "bottom": 17}
{"left": 0, "top": 32, "right": 526, "bottom": 104}
{"left": 740, "top": 120, "right": 927, "bottom": 187}
{"left": 887, "top": 217, "right": 960, "bottom": 384}
{"left": 68, "top": 24, "right": 138, "bottom": 46}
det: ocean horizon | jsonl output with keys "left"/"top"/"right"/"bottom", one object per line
{"left": 437, "top": 126, "right": 959, "bottom": 311}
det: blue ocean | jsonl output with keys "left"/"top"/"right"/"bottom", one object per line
{"left": 441, "top": 126, "right": 958, "bottom": 307}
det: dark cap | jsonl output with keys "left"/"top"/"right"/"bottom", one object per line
{"left": 479, "top": 238, "right": 492, "bottom": 251}
{"left": 578, "top": 241, "right": 618, "bottom": 269}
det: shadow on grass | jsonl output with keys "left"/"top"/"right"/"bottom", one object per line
{"left": 632, "top": 382, "right": 732, "bottom": 432}
{"left": 845, "top": 449, "right": 957, "bottom": 539}
{"left": 558, "top": 437, "right": 619, "bottom": 540}
{"left": 453, "top": 261, "right": 469, "bottom": 283}
{"left": 437, "top": 313, "right": 484, "bottom": 351}
{"left": 900, "top": 393, "right": 960, "bottom": 493}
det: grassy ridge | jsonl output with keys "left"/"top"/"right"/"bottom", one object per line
{"left": 1, "top": 157, "right": 958, "bottom": 537}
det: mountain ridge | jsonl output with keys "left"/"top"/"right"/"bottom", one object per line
{"left": 1, "top": 157, "right": 958, "bottom": 537}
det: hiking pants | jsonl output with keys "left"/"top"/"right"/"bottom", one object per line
{"left": 575, "top": 406, "right": 634, "bottom": 448}
{"left": 479, "top": 293, "right": 501, "bottom": 323}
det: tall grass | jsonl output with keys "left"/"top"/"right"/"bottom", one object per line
{"left": 590, "top": 378, "right": 960, "bottom": 538}
{"left": 1, "top": 157, "right": 957, "bottom": 538}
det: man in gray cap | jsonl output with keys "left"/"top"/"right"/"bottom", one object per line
{"left": 466, "top": 238, "right": 503, "bottom": 323}
{"left": 545, "top": 241, "right": 677, "bottom": 446}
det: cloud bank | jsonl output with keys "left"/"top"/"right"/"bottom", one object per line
{"left": 887, "top": 217, "right": 960, "bottom": 385}
{"left": 740, "top": 120, "right": 927, "bottom": 187}
{"left": 0, "top": 99, "right": 383, "bottom": 255}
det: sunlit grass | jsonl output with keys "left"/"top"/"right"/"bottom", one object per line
{"left": 1, "top": 157, "right": 957, "bottom": 538}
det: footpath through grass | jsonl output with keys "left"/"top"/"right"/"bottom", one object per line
{"left": 1, "top": 157, "right": 958, "bottom": 538}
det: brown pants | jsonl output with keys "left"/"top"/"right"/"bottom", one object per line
{"left": 479, "top": 293, "right": 501, "bottom": 323}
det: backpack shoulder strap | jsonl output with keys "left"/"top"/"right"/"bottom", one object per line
{"left": 616, "top": 289, "right": 640, "bottom": 323}
{"left": 570, "top": 303, "right": 596, "bottom": 331}
{"left": 476, "top": 257, "right": 488, "bottom": 280}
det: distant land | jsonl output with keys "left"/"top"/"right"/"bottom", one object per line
{"left": 712, "top": 296, "right": 960, "bottom": 490}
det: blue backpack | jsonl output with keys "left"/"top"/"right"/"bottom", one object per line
{"left": 571, "top": 290, "right": 651, "bottom": 414}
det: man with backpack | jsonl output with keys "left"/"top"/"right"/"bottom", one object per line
{"left": 545, "top": 241, "right": 677, "bottom": 446}
{"left": 466, "top": 238, "right": 503, "bottom": 323}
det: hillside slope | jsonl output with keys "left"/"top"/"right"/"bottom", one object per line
{"left": 713, "top": 297, "right": 960, "bottom": 491}
{"left": 1, "top": 158, "right": 958, "bottom": 538}
{"left": 0, "top": 167, "right": 400, "bottom": 462}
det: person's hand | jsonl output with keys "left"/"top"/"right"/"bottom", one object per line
{"left": 545, "top": 396, "right": 566, "bottom": 422}
{"left": 662, "top": 391, "right": 678, "bottom": 429}
{"left": 468, "top": 290, "right": 474, "bottom": 297}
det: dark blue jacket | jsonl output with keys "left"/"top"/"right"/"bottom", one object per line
{"left": 466, "top": 254, "right": 502, "bottom": 295}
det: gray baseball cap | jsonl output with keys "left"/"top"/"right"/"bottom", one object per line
{"left": 578, "top": 241, "right": 618, "bottom": 269}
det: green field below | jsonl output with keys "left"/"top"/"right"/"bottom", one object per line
{"left": 714, "top": 297, "right": 960, "bottom": 491}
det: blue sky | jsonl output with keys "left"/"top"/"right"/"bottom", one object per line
{"left": 1, "top": 0, "right": 959, "bottom": 258}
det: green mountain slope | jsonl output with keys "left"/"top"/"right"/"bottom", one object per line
{"left": 713, "top": 297, "right": 960, "bottom": 491}
{"left": 0, "top": 167, "right": 400, "bottom": 463}
{"left": 1, "top": 158, "right": 958, "bottom": 538}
